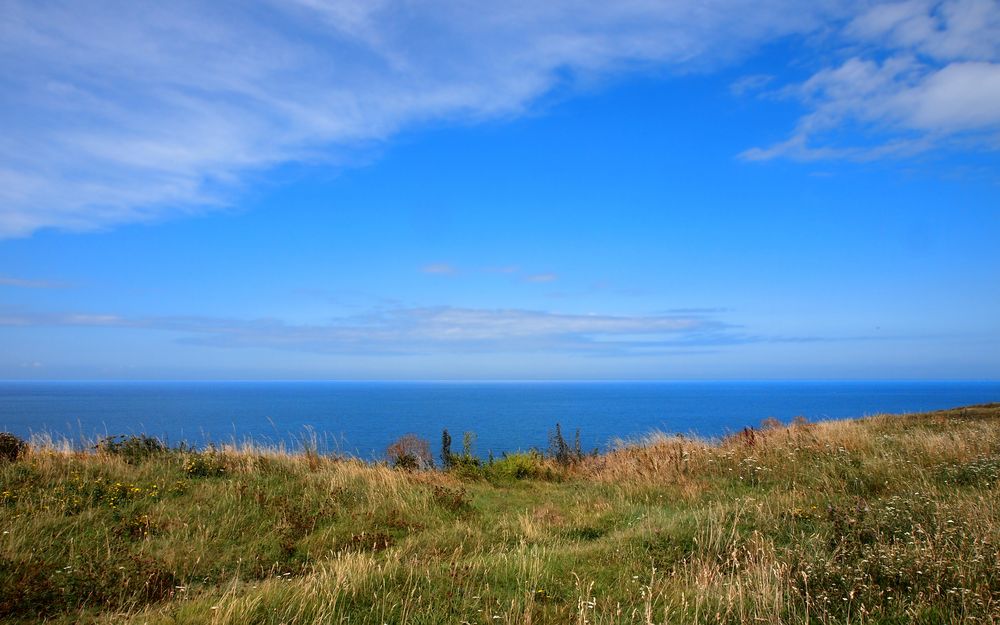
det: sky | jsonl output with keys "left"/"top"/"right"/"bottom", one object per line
{"left": 1, "top": 0, "right": 999, "bottom": 380}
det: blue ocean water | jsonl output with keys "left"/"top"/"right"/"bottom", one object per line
{"left": 0, "top": 381, "right": 997, "bottom": 459}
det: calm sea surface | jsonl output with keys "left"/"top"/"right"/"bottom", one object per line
{"left": 1, "top": 381, "right": 998, "bottom": 459}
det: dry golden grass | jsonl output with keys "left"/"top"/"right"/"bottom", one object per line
{"left": 3, "top": 404, "right": 1000, "bottom": 624}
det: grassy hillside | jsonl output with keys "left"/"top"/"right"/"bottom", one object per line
{"left": 2, "top": 404, "right": 1000, "bottom": 624}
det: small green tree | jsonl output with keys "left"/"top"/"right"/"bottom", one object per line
{"left": 462, "top": 431, "right": 477, "bottom": 460}
{"left": 548, "top": 423, "right": 571, "bottom": 466}
{"left": 441, "top": 428, "right": 453, "bottom": 468}
{"left": 449, "top": 431, "right": 480, "bottom": 472}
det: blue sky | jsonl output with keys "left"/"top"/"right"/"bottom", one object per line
{"left": 1, "top": 0, "right": 999, "bottom": 379}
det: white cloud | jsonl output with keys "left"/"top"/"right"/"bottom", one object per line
{"left": 746, "top": 0, "right": 1000, "bottom": 160}
{"left": 906, "top": 62, "right": 1000, "bottom": 131}
{"left": 5, "top": 1, "right": 997, "bottom": 235}
{"left": 0, "top": 0, "right": 846, "bottom": 237}
{"left": 846, "top": 0, "right": 1000, "bottom": 62}
{"left": 0, "top": 305, "right": 737, "bottom": 355}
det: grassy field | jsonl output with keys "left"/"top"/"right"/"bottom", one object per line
{"left": 2, "top": 404, "right": 1000, "bottom": 624}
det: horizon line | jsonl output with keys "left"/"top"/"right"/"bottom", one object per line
{"left": 3, "top": 378, "right": 999, "bottom": 384}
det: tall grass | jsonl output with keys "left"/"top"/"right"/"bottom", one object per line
{"left": 2, "top": 404, "right": 999, "bottom": 623}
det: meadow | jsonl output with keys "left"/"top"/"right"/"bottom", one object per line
{"left": 2, "top": 404, "right": 999, "bottom": 624}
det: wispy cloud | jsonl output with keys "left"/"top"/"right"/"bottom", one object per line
{"left": 0, "top": 0, "right": 848, "bottom": 237}
{"left": 524, "top": 273, "right": 559, "bottom": 283}
{"left": 420, "top": 263, "right": 458, "bottom": 275}
{"left": 422, "top": 264, "right": 558, "bottom": 281}
{"left": 730, "top": 73, "right": 774, "bottom": 96}
{"left": 4, "top": 1, "right": 995, "bottom": 237}
{"left": 0, "top": 275, "right": 69, "bottom": 289}
{"left": 0, "top": 305, "right": 743, "bottom": 355}
{"left": 743, "top": 0, "right": 1000, "bottom": 160}
{"left": 666, "top": 307, "right": 732, "bottom": 314}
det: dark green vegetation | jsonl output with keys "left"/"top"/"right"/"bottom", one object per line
{"left": 2, "top": 405, "right": 1000, "bottom": 624}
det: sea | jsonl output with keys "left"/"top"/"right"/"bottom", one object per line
{"left": 1, "top": 380, "right": 998, "bottom": 459}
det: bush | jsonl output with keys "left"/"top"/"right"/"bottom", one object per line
{"left": 183, "top": 452, "right": 226, "bottom": 477}
{"left": 484, "top": 451, "right": 546, "bottom": 483}
{"left": 440, "top": 431, "right": 482, "bottom": 478}
{"left": 441, "top": 428, "right": 453, "bottom": 468}
{"left": 0, "top": 433, "right": 27, "bottom": 463}
{"left": 431, "top": 485, "right": 471, "bottom": 513}
{"left": 760, "top": 416, "right": 783, "bottom": 430}
{"left": 95, "top": 434, "right": 168, "bottom": 464}
{"left": 386, "top": 433, "right": 434, "bottom": 471}
{"left": 548, "top": 423, "right": 582, "bottom": 466}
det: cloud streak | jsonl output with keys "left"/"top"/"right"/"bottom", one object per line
{"left": 0, "top": 275, "right": 69, "bottom": 289}
{"left": 4, "top": 1, "right": 997, "bottom": 237}
{"left": 743, "top": 0, "right": 1000, "bottom": 160}
{"left": 0, "top": 0, "right": 847, "bottom": 237}
{"left": 0, "top": 305, "right": 744, "bottom": 355}
{"left": 524, "top": 273, "right": 559, "bottom": 283}
{"left": 420, "top": 263, "right": 457, "bottom": 275}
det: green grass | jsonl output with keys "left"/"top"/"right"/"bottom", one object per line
{"left": 2, "top": 404, "right": 1000, "bottom": 624}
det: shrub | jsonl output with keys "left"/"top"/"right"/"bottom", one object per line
{"left": 440, "top": 431, "right": 482, "bottom": 478}
{"left": 460, "top": 431, "right": 478, "bottom": 461}
{"left": 485, "top": 451, "right": 545, "bottom": 482}
{"left": 386, "top": 433, "right": 434, "bottom": 471}
{"left": 0, "top": 433, "right": 27, "bottom": 463}
{"left": 431, "top": 485, "right": 471, "bottom": 513}
{"left": 441, "top": 428, "right": 453, "bottom": 468}
{"left": 760, "top": 416, "right": 782, "bottom": 430}
{"left": 95, "top": 434, "right": 168, "bottom": 464}
{"left": 55, "top": 477, "right": 161, "bottom": 514}
{"left": 115, "top": 513, "right": 157, "bottom": 540}
{"left": 183, "top": 452, "right": 226, "bottom": 477}
{"left": 548, "top": 423, "right": 582, "bottom": 466}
